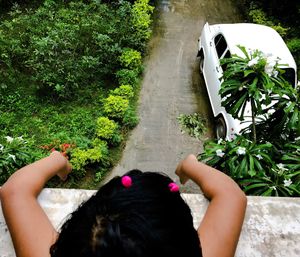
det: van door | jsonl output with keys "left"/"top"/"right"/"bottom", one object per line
{"left": 202, "top": 31, "right": 227, "bottom": 116}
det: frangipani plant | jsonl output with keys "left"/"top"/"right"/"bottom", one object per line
{"left": 219, "top": 45, "right": 289, "bottom": 142}
{"left": 200, "top": 45, "right": 300, "bottom": 196}
{"left": 199, "top": 135, "right": 275, "bottom": 179}
{"left": 198, "top": 136, "right": 300, "bottom": 196}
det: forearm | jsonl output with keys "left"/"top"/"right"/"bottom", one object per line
{"left": 177, "top": 155, "right": 247, "bottom": 257}
{"left": 181, "top": 159, "right": 244, "bottom": 200}
{"left": 0, "top": 151, "right": 68, "bottom": 197}
{"left": 0, "top": 152, "right": 70, "bottom": 257}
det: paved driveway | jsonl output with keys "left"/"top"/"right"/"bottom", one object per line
{"left": 103, "top": 0, "right": 242, "bottom": 192}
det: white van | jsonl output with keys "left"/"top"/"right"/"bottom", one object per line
{"left": 197, "top": 23, "right": 297, "bottom": 139}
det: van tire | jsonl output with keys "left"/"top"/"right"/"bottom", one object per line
{"left": 199, "top": 57, "right": 204, "bottom": 74}
{"left": 215, "top": 116, "right": 226, "bottom": 139}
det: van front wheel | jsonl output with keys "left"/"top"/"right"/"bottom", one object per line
{"left": 215, "top": 116, "right": 226, "bottom": 139}
{"left": 199, "top": 57, "right": 204, "bottom": 74}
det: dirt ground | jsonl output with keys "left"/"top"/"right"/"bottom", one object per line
{"left": 103, "top": 0, "right": 243, "bottom": 192}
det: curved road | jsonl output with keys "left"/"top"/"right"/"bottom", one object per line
{"left": 103, "top": 0, "right": 242, "bottom": 192}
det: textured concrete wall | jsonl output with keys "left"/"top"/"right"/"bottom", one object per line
{"left": 1, "top": 189, "right": 300, "bottom": 257}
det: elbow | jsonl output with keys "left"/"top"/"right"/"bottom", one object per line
{"left": 231, "top": 187, "right": 247, "bottom": 211}
{"left": 0, "top": 182, "right": 21, "bottom": 203}
{"left": 222, "top": 184, "right": 247, "bottom": 209}
{"left": 0, "top": 186, "right": 9, "bottom": 203}
{"left": 238, "top": 190, "right": 247, "bottom": 209}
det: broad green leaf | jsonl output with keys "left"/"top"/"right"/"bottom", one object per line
{"left": 244, "top": 183, "right": 268, "bottom": 191}
{"left": 262, "top": 188, "right": 273, "bottom": 196}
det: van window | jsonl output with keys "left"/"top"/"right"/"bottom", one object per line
{"left": 221, "top": 49, "right": 231, "bottom": 71}
{"left": 214, "top": 34, "right": 228, "bottom": 59}
{"left": 281, "top": 68, "right": 296, "bottom": 87}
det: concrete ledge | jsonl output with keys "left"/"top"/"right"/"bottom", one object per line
{"left": 1, "top": 189, "right": 300, "bottom": 257}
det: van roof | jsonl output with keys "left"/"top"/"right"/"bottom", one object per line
{"left": 210, "top": 23, "right": 297, "bottom": 70}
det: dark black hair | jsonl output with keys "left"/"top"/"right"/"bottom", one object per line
{"left": 50, "top": 170, "right": 202, "bottom": 257}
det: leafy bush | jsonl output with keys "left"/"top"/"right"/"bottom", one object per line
{"left": 110, "top": 85, "right": 135, "bottom": 99}
{"left": 130, "top": 0, "right": 154, "bottom": 50}
{"left": 240, "top": 0, "right": 300, "bottom": 29}
{"left": 248, "top": 6, "right": 289, "bottom": 37}
{"left": 287, "top": 38, "right": 300, "bottom": 72}
{"left": 103, "top": 95, "right": 129, "bottom": 119}
{"left": 0, "top": 136, "right": 44, "bottom": 184}
{"left": 116, "top": 68, "right": 140, "bottom": 86}
{"left": 177, "top": 113, "right": 207, "bottom": 140}
{"left": 96, "top": 117, "right": 118, "bottom": 140}
{"left": 122, "top": 107, "right": 139, "bottom": 128}
{"left": 287, "top": 38, "right": 300, "bottom": 55}
{"left": 239, "top": 0, "right": 300, "bottom": 79}
{"left": 70, "top": 139, "right": 108, "bottom": 177}
{"left": 119, "top": 48, "right": 142, "bottom": 70}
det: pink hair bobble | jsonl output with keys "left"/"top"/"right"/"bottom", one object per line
{"left": 121, "top": 175, "right": 132, "bottom": 188}
{"left": 168, "top": 182, "right": 179, "bottom": 192}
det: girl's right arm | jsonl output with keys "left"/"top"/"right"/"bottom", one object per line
{"left": 176, "top": 154, "right": 247, "bottom": 257}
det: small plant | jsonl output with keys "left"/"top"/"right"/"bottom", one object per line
{"left": 122, "top": 107, "right": 139, "bottom": 128}
{"left": 103, "top": 95, "right": 129, "bottom": 119}
{"left": 116, "top": 68, "right": 140, "bottom": 86}
{"left": 94, "top": 168, "right": 107, "bottom": 183}
{"left": 110, "top": 85, "right": 134, "bottom": 99}
{"left": 177, "top": 113, "right": 207, "bottom": 140}
{"left": 119, "top": 48, "right": 142, "bottom": 70}
{"left": 96, "top": 117, "right": 118, "bottom": 140}
{"left": 0, "top": 136, "right": 43, "bottom": 184}
{"left": 70, "top": 139, "right": 109, "bottom": 177}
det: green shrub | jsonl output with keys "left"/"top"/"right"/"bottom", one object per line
{"left": 119, "top": 48, "right": 142, "bottom": 69}
{"left": 70, "top": 140, "right": 108, "bottom": 177}
{"left": 103, "top": 95, "right": 129, "bottom": 119}
{"left": 110, "top": 85, "right": 134, "bottom": 99}
{"left": 287, "top": 38, "right": 300, "bottom": 55}
{"left": 248, "top": 7, "right": 289, "bottom": 37}
{"left": 0, "top": 136, "right": 44, "bottom": 184}
{"left": 287, "top": 38, "right": 300, "bottom": 74}
{"left": 96, "top": 117, "right": 118, "bottom": 140}
{"left": 122, "top": 107, "right": 139, "bottom": 128}
{"left": 219, "top": 46, "right": 295, "bottom": 142}
{"left": 110, "top": 133, "right": 123, "bottom": 146}
{"left": 131, "top": 0, "right": 154, "bottom": 43}
{"left": 94, "top": 168, "right": 107, "bottom": 183}
{"left": 116, "top": 68, "right": 140, "bottom": 86}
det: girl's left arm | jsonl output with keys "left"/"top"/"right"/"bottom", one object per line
{"left": 0, "top": 151, "right": 71, "bottom": 257}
